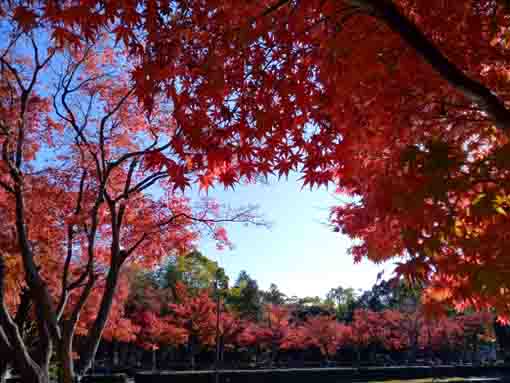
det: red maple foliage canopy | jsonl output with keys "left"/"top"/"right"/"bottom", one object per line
{"left": 2, "top": 1, "right": 510, "bottom": 381}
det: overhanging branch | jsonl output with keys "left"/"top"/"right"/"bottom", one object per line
{"left": 344, "top": 0, "right": 510, "bottom": 131}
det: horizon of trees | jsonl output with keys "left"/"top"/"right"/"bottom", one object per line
{"left": 99, "top": 250, "right": 497, "bottom": 372}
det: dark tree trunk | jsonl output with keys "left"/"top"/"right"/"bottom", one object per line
{"left": 119, "top": 342, "right": 128, "bottom": 366}
{"left": 113, "top": 341, "right": 119, "bottom": 367}
{"left": 323, "top": 349, "right": 330, "bottom": 366}
{"left": 14, "top": 354, "right": 49, "bottom": 383}
{"left": 60, "top": 325, "right": 76, "bottom": 383}
{"left": 494, "top": 319, "right": 510, "bottom": 360}
{"left": 270, "top": 340, "right": 277, "bottom": 367}
{"left": 77, "top": 263, "right": 121, "bottom": 375}
{"left": 220, "top": 337, "right": 225, "bottom": 367}
{"left": 0, "top": 258, "right": 50, "bottom": 383}
{"left": 0, "top": 360, "right": 8, "bottom": 383}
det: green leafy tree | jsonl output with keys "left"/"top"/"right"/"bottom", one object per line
{"left": 298, "top": 296, "right": 324, "bottom": 307}
{"left": 156, "top": 251, "right": 229, "bottom": 298}
{"left": 262, "top": 284, "right": 287, "bottom": 306}
{"left": 227, "top": 271, "right": 262, "bottom": 320}
{"left": 355, "top": 279, "right": 422, "bottom": 313}
{"left": 325, "top": 286, "right": 359, "bottom": 320}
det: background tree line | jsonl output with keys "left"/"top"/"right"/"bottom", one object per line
{"left": 84, "top": 250, "right": 500, "bottom": 373}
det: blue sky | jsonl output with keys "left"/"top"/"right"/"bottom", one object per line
{"left": 194, "top": 173, "right": 394, "bottom": 299}
{"left": 4, "top": 28, "right": 395, "bottom": 301}
{"left": 9, "top": 30, "right": 392, "bottom": 300}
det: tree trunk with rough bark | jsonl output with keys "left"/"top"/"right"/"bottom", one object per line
{"left": 0, "top": 360, "right": 9, "bottom": 383}
{"left": 0, "top": 257, "right": 51, "bottom": 383}
{"left": 60, "top": 328, "right": 76, "bottom": 383}
{"left": 77, "top": 262, "right": 121, "bottom": 375}
{"left": 16, "top": 359, "right": 49, "bottom": 383}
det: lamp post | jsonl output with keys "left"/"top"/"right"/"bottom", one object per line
{"left": 214, "top": 271, "right": 221, "bottom": 383}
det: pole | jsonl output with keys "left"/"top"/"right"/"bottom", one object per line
{"left": 215, "top": 276, "right": 221, "bottom": 383}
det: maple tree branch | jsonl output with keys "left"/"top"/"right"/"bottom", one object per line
{"left": 59, "top": 82, "right": 87, "bottom": 142}
{"left": 115, "top": 170, "right": 168, "bottom": 202}
{"left": 261, "top": 0, "right": 291, "bottom": 17}
{"left": 343, "top": 0, "right": 510, "bottom": 131}
{"left": 67, "top": 177, "right": 106, "bottom": 320}
{"left": 183, "top": 208, "right": 266, "bottom": 226}
{"left": 14, "top": 288, "right": 32, "bottom": 331}
{"left": 0, "top": 179, "right": 14, "bottom": 194}
{"left": 57, "top": 171, "right": 90, "bottom": 320}
{"left": 0, "top": 32, "right": 21, "bottom": 62}
{"left": 59, "top": 265, "right": 96, "bottom": 381}
{"left": 81, "top": 92, "right": 96, "bottom": 128}
{"left": 54, "top": 45, "right": 104, "bottom": 181}
{"left": 67, "top": 270, "right": 96, "bottom": 328}
{"left": 120, "top": 212, "right": 187, "bottom": 260}
{"left": 63, "top": 170, "right": 87, "bottom": 283}
{"left": 98, "top": 87, "right": 136, "bottom": 171}
{"left": 116, "top": 202, "right": 127, "bottom": 238}
{"left": 67, "top": 72, "right": 109, "bottom": 94}
{"left": 0, "top": 58, "right": 24, "bottom": 92}
{"left": 107, "top": 140, "right": 171, "bottom": 172}
{"left": 56, "top": 228, "right": 75, "bottom": 321}
{"left": 61, "top": 184, "right": 103, "bottom": 325}
{"left": 77, "top": 142, "right": 157, "bottom": 372}
{"left": 132, "top": 172, "right": 168, "bottom": 192}
{"left": 28, "top": 34, "right": 54, "bottom": 71}
{"left": 62, "top": 45, "right": 94, "bottom": 87}
{"left": 114, "top": 157, "right": 166, "bottom": 201}
{"left": 0, "top": 254, "right": 41, "bottom": 378}
{"left": 124, "top": 157, "right": 139, "bottom": 195}
{"left": 12, "top": 34, "right": 52, "bottom": 170}
{"left": 124, "top": 233, "right": 150, "bottom": 258}
{"left": 1, "top": 132, "right": 17, "bottom": 182}
{"left": 121, "top": 206, "right": 265, "bottom": 258}
{"left": 75, "top": 169, "right": 88, "bottom": 215}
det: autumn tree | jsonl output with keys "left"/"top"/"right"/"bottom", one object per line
{"left": 419, "top": 316, "right": 465, "bottom": 361}
{"left": 169, "top": 290, "right": 217, "bottom": 369}
{"left": 349, "top": 309, "right": 385, "bottom": 363}
{"left": 217, "top": 311, "right": 248, "bottom": 365}
{"left": 131, "top": 310, "right": 188, "bottom": 368}
{"left": 0, "top": 8, "right": 263, "bottom": 383}
{"left": 236, "top": 318, "right": 295, "bottom": 364}
{"left": 300, "top": 315, "right": 351, "bottom": 363}
{"left": 123, "top": 272, "right": 188, "bottom": 358}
